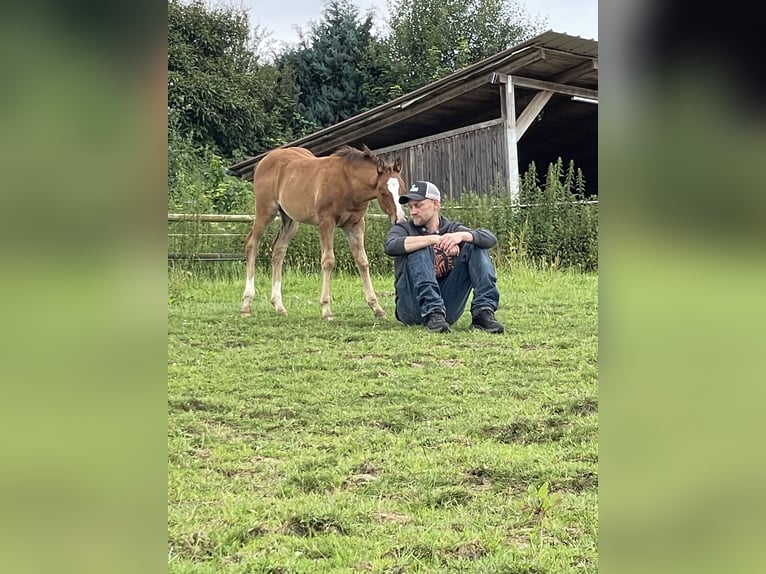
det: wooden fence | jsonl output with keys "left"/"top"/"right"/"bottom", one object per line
{"left": 168, "top": 201, "right": 598, "bottom": 261}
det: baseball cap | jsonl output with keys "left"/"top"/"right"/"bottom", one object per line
{"left": 399, "top": 181, "right": 441, "bottom": 204}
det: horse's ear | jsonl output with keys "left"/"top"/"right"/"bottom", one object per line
{"left": 393, "top": 158, "right": 402, "bottom": 173}
{"left": 376, "top": 158, "right": 385, "bottom": 173}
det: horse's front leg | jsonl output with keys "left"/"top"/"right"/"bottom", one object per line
{"left": 318, "top": 220, "right": 336, "bottom": 321}
{"left": 343, "top": 221, "right": 385, "bottom": 318}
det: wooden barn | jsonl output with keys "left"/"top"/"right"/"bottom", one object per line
{"left": 227, "top": 30, "right": 597, "bottom": 202}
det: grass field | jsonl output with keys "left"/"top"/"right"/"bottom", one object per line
{"left": 168, "top": 265, "right": 598, "bottom": 573}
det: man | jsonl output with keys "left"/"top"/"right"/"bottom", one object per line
{"left": 384, "top": 181, "right": 505, "bottom": 333}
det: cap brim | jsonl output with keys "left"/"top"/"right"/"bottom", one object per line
{"left": 399, "top": 193, "right": 427, "bottom": 204}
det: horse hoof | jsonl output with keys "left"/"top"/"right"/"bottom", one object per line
{"left": 276, "top": 308, "right": 288, "bottom": 316}
{"left": 323, "top": 314, "right": 334, "bottom": 321}
{"left": 240, "top": 311, "right": 251, "bottom": 318}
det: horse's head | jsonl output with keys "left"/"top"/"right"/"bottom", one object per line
{"left": 375, "top": 156, "right": 407, "bottom": 224}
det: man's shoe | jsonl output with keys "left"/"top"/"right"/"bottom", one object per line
{"left": 424, "top": 310, "right": 450, "bottom": 333}
{"left": 470, "top": 309, "right": 505, "bottom": 334}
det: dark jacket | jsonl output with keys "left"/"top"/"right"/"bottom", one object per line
{"left": 384, "top": 215, "right": 497, "bottom": 281}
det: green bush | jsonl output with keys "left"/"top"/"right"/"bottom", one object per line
{"left": 167, "top": 158, "right": 598, "bottom": 274}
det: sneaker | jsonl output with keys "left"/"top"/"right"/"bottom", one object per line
{"left": 424, "top": 310, "right": 450, "bottom": 333}
{"left": 470, "top": 309, "right": 505, "bottom": 334}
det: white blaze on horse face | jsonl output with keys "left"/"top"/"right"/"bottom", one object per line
{"left": 387, "top": 178, "right": 406, "bottom": 222}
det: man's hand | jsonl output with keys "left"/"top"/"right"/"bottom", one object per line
{"left": 435, "top": 232, "right": 471, "bottom": 255}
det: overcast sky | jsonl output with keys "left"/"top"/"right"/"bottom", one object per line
{"left": 222, "top": 1, "right": 597, "bottom": 50}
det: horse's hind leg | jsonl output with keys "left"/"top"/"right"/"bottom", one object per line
{"left": 318, "top": 219, "right": 337, "bottom": 321}
{"left": 343, "top": 221, "right": 386, "bottom": 318}
{"left": 270, "top": 211, "right": 299, "bottom": 316}
{"left": 240, "top": 207, "right": 277, "bottom": 317}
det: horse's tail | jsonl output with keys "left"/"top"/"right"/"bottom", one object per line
{"left": 271, "top": 208, "right": 290, "bottom": 250}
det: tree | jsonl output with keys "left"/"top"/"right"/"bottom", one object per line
{"left": 386, "top": 0, "right": 546, "bottom": 92}
{"left": 167, "top": 0, "right": 299, "bottom": 158}
{"left": 277, "top": 0, "right": 399, "bottom": 129}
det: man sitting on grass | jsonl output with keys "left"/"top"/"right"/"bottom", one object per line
{"left": 384, "top": 181, "right": 505, "bottom": 334}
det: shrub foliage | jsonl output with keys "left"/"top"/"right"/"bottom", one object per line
{"left": 168, "top": 157, "right": 598, "bottom": 273}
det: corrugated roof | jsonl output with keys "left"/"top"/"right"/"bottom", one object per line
{"left": 228, "top": 30, "right": 597, "bottom": 179}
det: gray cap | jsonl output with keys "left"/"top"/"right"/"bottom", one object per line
{"left": 399, "top": 181, "right": 441, "bottom": 204}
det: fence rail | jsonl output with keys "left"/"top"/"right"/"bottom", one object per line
{"left": 168, "top": 200, "right": 598, "bottom": 262}
{"left": 168, "top": 200, "right": 598, "bottom": 225}
{"left": 168, "top": 213, "right": 255, "bottom": 222}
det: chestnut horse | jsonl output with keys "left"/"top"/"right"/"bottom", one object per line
{"left": 240, "top": 145, "right": 407, "bottom": 320}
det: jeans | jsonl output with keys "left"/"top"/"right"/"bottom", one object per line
{"left": 394, "top": 243, "right": 500, "bottom": 325}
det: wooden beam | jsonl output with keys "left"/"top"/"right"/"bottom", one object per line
{"left": 515, "top": 90, "right": 554, "bottom": 141}
{"left": 509, "top": 75, "right": 598, "bottom": 99}
{"left": 554, "top": 59, "right": 598, "bottom": 84}
{"left": 511, "top": 59, "right": 598, "bottom": 142}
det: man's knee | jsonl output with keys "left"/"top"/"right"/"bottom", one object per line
{"left": 460, "top": 242, "right": 490, "bottom": 263}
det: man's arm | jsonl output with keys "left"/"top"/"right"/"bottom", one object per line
{"left": 402, "top": 234, "right": 440, "bottom": 252}
{"left": 403, "top": 231, "right": 473, "bottom": 254}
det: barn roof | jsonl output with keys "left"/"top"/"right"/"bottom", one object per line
{"left": 227, "top": 30, "right": 598, "bottom": 182}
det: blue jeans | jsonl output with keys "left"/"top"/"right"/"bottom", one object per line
{"left": 394, "top": 243, "right": 500, "bottom": 325}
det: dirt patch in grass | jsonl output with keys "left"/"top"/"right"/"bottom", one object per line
{"left": 343, "top": 460, "right": 380, "bottom": 489}
{"left": 279, "top": 515, "right": 347, "bottom": 537}
{"left": 570, "top": 396, "right": 598, "bottom": 415}
{"left": 385, "top": 544, "right": 436, "bottom": 560}
{"left": 455, "top": 539, "right": 488, "bottom": 559}
{"left": 551, "top": 396, "right": 598, "bottom": 417}
{"left": 482, "top": 416, "right": 568, "bottom": 444}
{"left": 365, "top": 419, "right": 403, "bottom": 432}
{"left": 463, "top": 467, "right": 495, "bottom": 491}
{"left": 169, "top": 530, "right": 217, "bottom": 559}
{"left": 520, "top": 343, "right": 550, "bottom": 351}
{"left": 229, "top": 524, "right": 268, "bottom": 547}
{"left": 169, "top": 397, "right": 226, "bottom": 413}
{"left": 371, "top": 511, "right": 411, "bottom": 525}
{"left": 342, "top": 473, "right": 378, "bottom": 488}
{"left": 428, "top": 487, "right": 474, "bottom": 508}
{"left": 555, "top": 470, "right": 598, "bottom": 492}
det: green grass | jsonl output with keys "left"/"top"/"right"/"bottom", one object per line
{"left": 168, "top": 265, "right": 598, "bottom": 573}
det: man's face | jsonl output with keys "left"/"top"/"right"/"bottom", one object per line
{"left": 407, "top": 199, "right": 438, "bottom": 226}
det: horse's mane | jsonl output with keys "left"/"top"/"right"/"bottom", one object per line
{"left": 332, "top": 145, "right": 377, "bottom": 165}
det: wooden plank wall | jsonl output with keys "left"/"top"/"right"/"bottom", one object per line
{"left": 377, "top": 123, "right": 508, "bottom": 201}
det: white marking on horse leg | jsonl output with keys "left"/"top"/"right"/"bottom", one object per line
{"left": 318, "top": 223, "right": 336, "bottom": 320}
{"left": 387, "top": 177, "right": 406, "bottom": 222}
{"left": 241, "top": 275, "right": 255, "bottom": 316}
{"left": 362, "top": 270, "right": 386, "bottom": 317}
{"left": 320, "top": 267, "right": 334, "bottom": 320}
{"left": 271, "top": 280, "right": 286, "bottom": 315}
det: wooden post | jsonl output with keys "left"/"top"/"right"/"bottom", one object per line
{"left": 499, "top": 76, "right": 519, "bottom": 202}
